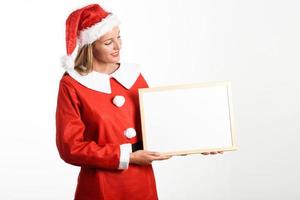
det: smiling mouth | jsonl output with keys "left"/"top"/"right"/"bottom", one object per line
{"left": 112, "top": 52, "right": 119, "bottom": 56}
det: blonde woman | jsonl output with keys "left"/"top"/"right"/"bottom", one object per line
{"left": 56, "top": 3, "right": 171, "bottom": 200}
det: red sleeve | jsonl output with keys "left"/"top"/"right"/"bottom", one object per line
{"left": 55, "top": 79, "right": 121, "bottom": 169}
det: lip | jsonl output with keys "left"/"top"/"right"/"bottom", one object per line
{"left": 111, "top": 51, "right": 119, "bottom": 56}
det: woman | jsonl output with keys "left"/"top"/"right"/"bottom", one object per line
{"left": 56, "top": 3, "right": 222, "bottom": 200}
{"left": 56, "top": 4, "right": 171, "bottom": 200}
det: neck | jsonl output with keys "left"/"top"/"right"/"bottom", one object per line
{"left": 92, "top": 59, "right": 120, "bottom": 75}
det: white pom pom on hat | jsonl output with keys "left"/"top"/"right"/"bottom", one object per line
{"left": 61, "top": 4, "right": 121, "bottom": 70}
{"left": 61, "top": 55, "right": 75, "bottom": 70}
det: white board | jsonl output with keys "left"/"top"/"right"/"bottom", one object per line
{"left": 138, "top": 81, "right": 237, "bottom": 155}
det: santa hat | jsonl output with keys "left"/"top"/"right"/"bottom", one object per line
{"left": 61, "top": 4, "right": 121, "bottom": 70}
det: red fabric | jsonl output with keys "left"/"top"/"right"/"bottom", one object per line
{"left": 65, "top": 4, "right": 109, "bottom": 55}
{"left": 56, "top": 72, "right": 158, "bottom": 200}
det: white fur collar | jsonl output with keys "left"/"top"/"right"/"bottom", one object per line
{"left": 66, "top": 63, "right": 140, "bottom": 94}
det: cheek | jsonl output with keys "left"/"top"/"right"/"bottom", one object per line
{"left": 94, "top": 46, "right": 113, "bottom": 58}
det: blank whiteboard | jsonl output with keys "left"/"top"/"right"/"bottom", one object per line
{"left": 138, "top": 81, "right": 237, "bottom": 156}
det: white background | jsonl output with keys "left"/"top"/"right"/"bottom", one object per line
{"left": 0, "top": 0, "right": 299, "bottom": 199}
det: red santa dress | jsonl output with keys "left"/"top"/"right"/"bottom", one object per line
{"left": 55, "top": 62, "right": 159, "bottom": 200}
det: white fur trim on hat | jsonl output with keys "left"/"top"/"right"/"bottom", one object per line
{"left": 61, "top": 55, "right": 75, "bottom": 70}
{"left": 78, "top": 14, "right": 121, "bottom": 47}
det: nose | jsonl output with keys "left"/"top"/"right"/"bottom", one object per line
{"left": 113, "top": 39, "right": 121, "bottom": 50}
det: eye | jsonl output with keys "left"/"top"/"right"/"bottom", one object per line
{"left": 105, "top": 41, "right": 112, "bottom": 45}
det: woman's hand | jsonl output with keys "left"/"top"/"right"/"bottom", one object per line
{"left": 201, "top": 151, "right": 223, "bottom": 155}
{"left": 179, "top": 151, "right": 224, "bottom": 156}
{"left": 130, "top": 150, "right": 172, "bottom": 165}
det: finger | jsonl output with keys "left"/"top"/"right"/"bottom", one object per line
{"left": 162, "top": 155, "right": 172, "bottom": 159}
{"left": 147, "top": 151, "right": 160, "bottom": 156}
{"left": 153, "top": 156, "right": 172, "bottom": 161}
{"left": 148, "top": 152, "right": 172, "bottom": 158}
{"left": 151, "top": 154, "right": 172, "bottom": 160}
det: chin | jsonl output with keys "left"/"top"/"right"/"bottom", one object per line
{"left": 110, "top": 57, "right": 120, "bottom": 63}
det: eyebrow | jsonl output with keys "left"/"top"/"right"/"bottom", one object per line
{"left": 103, "top": 30, "right": 121, "bottom": 42}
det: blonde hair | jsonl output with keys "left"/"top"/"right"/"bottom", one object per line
{"left": 74, "top": 43, "right": 94, "bottom": 75}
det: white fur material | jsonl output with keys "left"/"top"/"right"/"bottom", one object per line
{"left": 61, "top": 55, "right": 75, "bottom": 70}
{"left": 118, "top": 143, "right": 132, "bottom": 169}
{"left": 78, "top": 14, "right": 121, "bottom": 46}
{"left": 124, "top": 128, "right": 137, "bottom": 139}
{"left": 113, "top": 95, "right": 125, "bottom": 107}
{"left": 66, "top": 63, "right": 140, "bottom": 94}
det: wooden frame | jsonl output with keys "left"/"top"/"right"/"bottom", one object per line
{"left": 138, "top": 81, "right": 237, "bottom": 156}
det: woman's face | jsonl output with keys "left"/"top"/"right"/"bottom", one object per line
{"left": 92, "top": 26, "right": 122, "bottom": 64}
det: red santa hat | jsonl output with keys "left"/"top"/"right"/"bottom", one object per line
{"left": 61, "top": 4, "right": 121, "bottom": 69}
